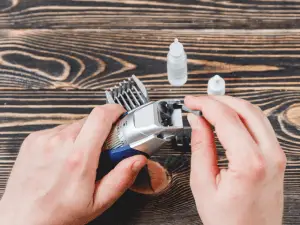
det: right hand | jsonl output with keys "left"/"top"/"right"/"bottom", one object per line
{"left": 185, "top": 95, "right": 286, "bottom": 225}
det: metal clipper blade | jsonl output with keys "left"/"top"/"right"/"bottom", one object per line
{"left": 105, "top": 75, "right": 149, "bottom": 111}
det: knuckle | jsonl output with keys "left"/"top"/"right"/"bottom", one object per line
{"left": 274, "top": 149, "right": 287, "bottom": 172}
{"left": 248, "top": 156, "right": 266, "bottom": 181}
{"left": 66, "top": 151, "right": 84, "bottom": 171}
{"left": 49, "top": 135, "right": 64, "bottom": 147}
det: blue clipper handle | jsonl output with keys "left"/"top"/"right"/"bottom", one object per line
{"left": 96, "top": 145, "right": 149, "bottom": 180}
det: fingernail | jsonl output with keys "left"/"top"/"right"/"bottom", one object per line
{"left": 187, "top": 113, "right": 201, "bottom": 130}
{"left": 132, "top": 160, "right": 145, "bottom": 173}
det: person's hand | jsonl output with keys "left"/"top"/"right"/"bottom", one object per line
{"left": 0, "top": 104, "right": 147, "bottom": 225}
{"left": 185, "top": 95, "right": 286, "bottom": 225}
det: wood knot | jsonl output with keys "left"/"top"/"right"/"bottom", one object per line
{"left": 284, "top": 103, "right": 300, "bottom": 128}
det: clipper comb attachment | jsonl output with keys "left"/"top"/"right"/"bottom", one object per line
{"left": 105, "top": 75, "right": 149, "bottom": 111}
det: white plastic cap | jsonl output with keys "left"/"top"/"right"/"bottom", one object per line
{"left": 167, "top": 38, "right": 188, "bottom": 87}
{"left": 207, "top": 75, "right": 226, "bottom": 95}
{"left": 169, "top": 38, "right": 184, "bottom": 57}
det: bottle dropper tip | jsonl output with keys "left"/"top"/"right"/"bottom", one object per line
{"left": 214, "top": 75, "right": 221, "bottom": 83}
{"left": 207, "top": 75, "right": 226, "bottom": 96}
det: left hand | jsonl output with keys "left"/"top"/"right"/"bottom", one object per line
{"left": 0, "top": 104, "right": 147, "bottom": 225}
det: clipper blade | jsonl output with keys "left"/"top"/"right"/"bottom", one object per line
{"left": 105, "top": 75, "right": 149, "bottom": 111}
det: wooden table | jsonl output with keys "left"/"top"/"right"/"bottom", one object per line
{"left": 1, "top": 1, "right": 300, "bottom": 224}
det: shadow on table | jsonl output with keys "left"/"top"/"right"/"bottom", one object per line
{"left": 89, "top": 190, "right": 149, "bottom": 225}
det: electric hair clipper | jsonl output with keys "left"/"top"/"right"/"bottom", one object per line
{"left": 97, "top": 76, "right": 200, "bottom": 179}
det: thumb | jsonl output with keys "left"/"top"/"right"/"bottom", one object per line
{"left": 187, "top": 113, "right": 219, "bottom": 196}
{"left": 92, "top": 155, "right": 147, "bottom": 215}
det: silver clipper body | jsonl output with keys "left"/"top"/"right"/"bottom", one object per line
{"left": 103, "top": 99, "right": 184, "bottom": 156}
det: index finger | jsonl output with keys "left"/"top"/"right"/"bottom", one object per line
{"left": 184, "top": 96, "right": 261, "bottom": 169}
{"left": 209, "top": 96, "right": 280, "bottom": 153}
{"left": 74, "top": 104, "right": 125, "bottom": 167}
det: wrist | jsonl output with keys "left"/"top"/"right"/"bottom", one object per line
{"left": 0, "top": 200, "right": 33, "bottom": 225}
{"left": 0, "top": 201, "right": 12, "bottom": 224}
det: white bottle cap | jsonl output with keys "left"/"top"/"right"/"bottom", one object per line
{"left": 169, "top": 38, "right": 184, "bottom": 57}
{"left": 207, "top": 75, "right": 226, "bottom": 95}
{"left": 167, "top": 38, "right": 188, "bottom": 87}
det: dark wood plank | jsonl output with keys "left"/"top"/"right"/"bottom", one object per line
{"left": 0, "top": 0, "right": 300, "bottom": 29}
{"left": 0, "top": 0, "right": 298, "bottom": 224}
{"left": 0, "top": 29, "right": 300, "bottom": 90}
{"left": 0, "top": 89, "right": 300, "bottom": 224}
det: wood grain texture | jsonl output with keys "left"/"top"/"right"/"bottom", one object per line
{"left": 1, "top": 29, "right": 300, "bottom": 90}
{"left": 0, "top": 89, "right": 300, "bottom": 224}
{"left": 1, "top": 0, "right": 300, "bottom": 29}
{"left": 0, "top": 0, "right": 300, "bottom": 224}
